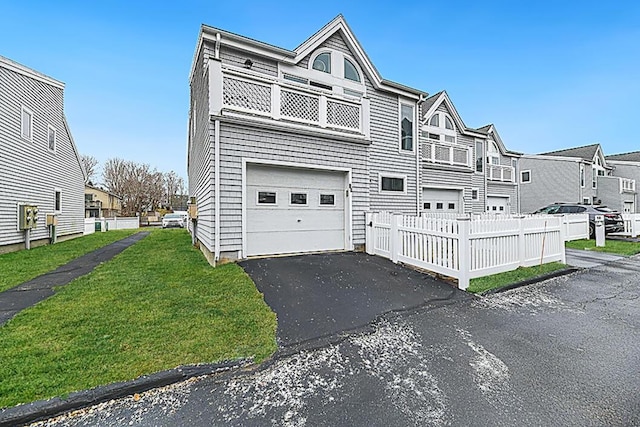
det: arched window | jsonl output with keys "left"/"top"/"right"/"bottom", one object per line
{"left": 429, "top": 115, "right": 439, "bottom": 127}
{"left": 444, "top": 116, "right": 454, "bottom": 130}
{"left": 312, "top": 52, "right": 331, "bottom": 73}
{"left": 344, "top": 58, "right": 361, "bottom": 82}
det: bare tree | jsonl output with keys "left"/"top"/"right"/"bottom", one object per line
{"left": 164, "top": 171, "right": 186, "bottom": 209}
{"left": 81, "top": 154, "right": 99, "bottom": 184}
{"left": 102, "top": 158, "right": 167, "bottom": 216}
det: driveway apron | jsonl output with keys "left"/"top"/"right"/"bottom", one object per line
{"left": 0, "top": 232, "right": 149, "bottom": 326}
{"left": 240, "top": 252, "right": 470, "bottom": 346}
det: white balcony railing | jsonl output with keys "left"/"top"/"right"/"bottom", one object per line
{"left": 212, "top": 66, "right": 368, "bottom": 137}
{"left": 620, "top": 177, "right": 636, "bottom": 193}
{"left": 422, "top": 141, "right": 471, "bottom": 167}
{"left": 487, "top": 164, "right": 515, "bottom": 182}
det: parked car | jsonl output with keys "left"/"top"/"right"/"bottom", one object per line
{"left": 533, "top": 203, "right": 624, "bottom": 237}
{"left": 161, "top": 213, "right": 184, "bottom": 229}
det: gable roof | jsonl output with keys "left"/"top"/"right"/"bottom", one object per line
{"left": 479, "top": 124, "right": 521, "bottom": 156}
{"left": 540, "top": 144, "right": 600, "bottom": 161}
{"left": 0, "top": 55, "right": 64, "bottom": 90}
{"left": 420, "top": 91, "right": 486, "bottom": 138}
{"left": 606, "top": 151, "right": 640, "bottom": 162}
{"left": 197, "top": 15, "right": 426, "bottom": 99}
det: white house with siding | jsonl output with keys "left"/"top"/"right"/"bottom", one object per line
{"left": 0, "top": 55, "right": 85, "bottom": 253}
{"left": 187, "top": 15, "right": 521, "bottom": 264}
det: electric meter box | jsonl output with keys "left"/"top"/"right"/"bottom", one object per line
{"left": 46, "top": 214, "right": 58, "bottom": 226}
{"left": 18, "top": 204, "right": 39, "bottom": 230}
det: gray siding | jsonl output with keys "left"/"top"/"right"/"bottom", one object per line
{"left": 486, "top": 182, "right": 518, "bottom": 214}
{"left": 597, "top": 176, "right": 636, "bottom": 212}
{"left": 519, "top": 157, "right": 582, "bottom": 213}
{"left": 188, "top": 45, "right": 215, "bottom": 252}
{"left": 219, "top": 46, "right": 278, "bottom": 77}
{"left": 218, "top": 123, "right": 369, "bottom": 253}
{"left": 610, "top": 162, "right": 640, "bottom": 183}
{"left": 0, "top": 64, "right": 84, "bottom": 248}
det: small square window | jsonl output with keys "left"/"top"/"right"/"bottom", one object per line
{"left": 320, "top": 194, "right": 335, "bottom": 205}
{"left": 424, "top": 202, "right": 431, "bottom": 210}
{"left": 436, "top": 202, "right": 443, "bottom": 210}
{"left": 521, "top": 170, "right": 531, "bottom": 183}
{"left": 492, "top": 206, "right": 497, "bottom": 211}
{"left": 381, "top": 176, "right": 405, "bottom": 192}
{"left": 471, "top": 189, "right": 479, "bottom": 201}
{"left": 448, "top": 203, "right": 455, "bottom": 210}
{"left": 291, "top": 193, "right": 307, "bottom": 205}
{"left": 258, "top": 192, "right": 276, "bottom": 204}
{"left": 499, "top": 206, "right": 504, "bottom": 211}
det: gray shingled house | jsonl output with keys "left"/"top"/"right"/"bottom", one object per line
{"left": 187, "top": 16, "right": 522, "bottom": 265}
{"left": 519, "top": 144, "right": 636, "bottom": 214}
{"left": 0, "top": 56, "right": 85, "bottom": 253}
{"left": 606, "top": 151, "right": 640, "bottom": 213}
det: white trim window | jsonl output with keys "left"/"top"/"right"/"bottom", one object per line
{"left": 521, "top": 170, "right": 531, "bottom": 183}
{"left": 399, "top": 102, "right": 414, "bottom": 152}
{"left": 47, "top": 125, "right": 57, "bottom": 152}
{"left": 21, "top": 106, "right": 33, "bottom": 141}
{"left": 487, "top": 141, "right": 500, "bottom": 165}
{"left": 580, "top": 164, "right": 585, "bottom": 188}
{"left": 54, "top": 188, "right": 62, "bottom": 213}
{"left": 471, "top": 188, "right": 480, "bottom": 201}
{"left": 425, "top": 111, "right": 456, "bottom": 144}
{"left": 475, "top": 140, "right": 484, "bottom": 173}
{"left": 379, "top": 174, "right": 406, "bottom": 194}
{"left": 312, "top": 52, "right": 331, "bottom": 73}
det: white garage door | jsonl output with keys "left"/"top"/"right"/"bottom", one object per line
{"left": 487, "top": 196, "right": 509, "bottom": 213}
{"left": 246, "top": 164, "right": 347, "bottom": 256}
{"left": 422, "top": 188, "right": 462, "bottom": 213}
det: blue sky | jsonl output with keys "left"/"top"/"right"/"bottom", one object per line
{"left": 2, "top": 1, "right": 639, "bottom": 182}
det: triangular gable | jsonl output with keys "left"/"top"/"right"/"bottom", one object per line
{"left": 420, "top": 91, "right": 467, "bottom": 132}
{"left": 293, "top": 15, "right": 422, "bottom": 99}
{"left": 480, "top": 124, "right": 520, "bottom": 157}
{"left": 592, "top": 145, "right": 609, "bottom": 169}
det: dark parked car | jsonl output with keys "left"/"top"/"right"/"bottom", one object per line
{"left": 533, "top": 203, "right": 624, "bottom": 238}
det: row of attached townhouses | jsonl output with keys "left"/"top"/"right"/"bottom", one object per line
{"left": 519, "top": 144, "right": 638, "bottom": 214}
{"left": 187, "top": 15, "right": 523, "bottom": 264}
{"left": 0, "top": 55, "right": 85, "bottom": 253}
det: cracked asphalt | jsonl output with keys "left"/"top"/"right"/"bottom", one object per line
{"left": 27, "top": 255, "right": 640, "bottom": 427}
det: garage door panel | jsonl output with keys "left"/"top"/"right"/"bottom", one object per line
{"left": 247, "top": 209, "right": 345, "bottom": 233}
{"left": 246, "top": 164, "right": 347, "bottom": 256}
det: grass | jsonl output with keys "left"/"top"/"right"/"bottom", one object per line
{"left": 468, "top": 262, "right": 567, "bottom": 294}
{"left": 0, "top": 229, "right": 277, "bottom": 409}
{"left": 565, "top": 239, "right": 640, "bottom": 256}
{"left": 0, "top": 230, "right": 138, "bottom": 293}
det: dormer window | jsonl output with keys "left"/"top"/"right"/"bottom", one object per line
{"left": 312, "top": 53, "right": 331, "bottom": 73}
{"left": 444, "top": 116, "right": 454, "bottom": 130}
{"left": 424, "top": 112, "right": 456, "bottom": 145}
{"left": 429, "top": 115, "right": 439, "bottom": 127}
{"left": 343, "top": 58, "right": 360, "bottom": 82}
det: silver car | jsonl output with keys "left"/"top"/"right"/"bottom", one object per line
{"left": 162, "top": 213, "right": 184, "bottom": 229}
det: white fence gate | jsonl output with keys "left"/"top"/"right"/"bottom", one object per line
{"left": 83, "top": 218, "right": 96, "bottom": 235}
{"left": 366, "top": 212, "right": 566, "bottom": 290}
{"left": 621, "top": 213, "right": 640, "bottom": 237}
{"left": 105, "top": 217, "right": 139, "bottom": 230}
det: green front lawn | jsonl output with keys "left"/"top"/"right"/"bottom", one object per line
{"left": 565, "top": 239, "right": 640, "bottom": 256}
{"left": 0, "top": 229, "right": 277, "bottom": 409}
{"left": 0, "top": 230, "right": 138, "bottom": 293}
{"left": 468, "top": 262, "right": 567, "bottom": 294}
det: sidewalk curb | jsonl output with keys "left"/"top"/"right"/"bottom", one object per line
{"left": 0, "top": 360, "right": 249, "bottom": 427}
{"left": 480, "top": 267, "right": 581, "bottom": 296}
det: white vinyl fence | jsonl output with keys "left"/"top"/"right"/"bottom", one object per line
{"left": 366, "top": 212, "right": 566, "bottom": 290}
{"left": 83, "top": 217, "right": 139, "bottom": 235}
{"left": 621, "top": 213, "right": 640, "bottom": 237}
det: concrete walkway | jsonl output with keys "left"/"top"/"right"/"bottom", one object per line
{"left": 0, "top": 232, "right": 149, "bottom": 326}
{"left": 565, "top": 247, "right": 625, "bottom": 268}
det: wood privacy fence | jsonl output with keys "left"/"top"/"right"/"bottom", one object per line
{"left": 621, "top": 214, "right": 640, "bottom": 237}
{"left": 365, "top": 212, "right": 567, "bottom": 290}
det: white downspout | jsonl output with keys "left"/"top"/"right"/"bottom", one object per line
{"left": 214, "top": 119, "right": 221, "bottom": 263}
{"left": 416, "top": 94, "right": 427, "bottom": 214}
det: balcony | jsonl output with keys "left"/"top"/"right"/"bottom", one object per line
{"left": 487, "top": 164, "right": 515, "bottom": 183}
{"left": 620, "top": 177, "right": 636, "bottom": 193}
{"left": 421, "top": 141, "right": 471, "bottom": 168}
{"left": 211, "top": 66, "right": 369, "bottom": 139}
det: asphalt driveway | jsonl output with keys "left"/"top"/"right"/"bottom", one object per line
{"left": 239, "top": 252, "right": 470, "bottom": 346}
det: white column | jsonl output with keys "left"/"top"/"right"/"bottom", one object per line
{"left": 208, "top": 59, "right": 223, "bottom": 116}
{"left": 271, "top": 84, "right": 281, "bottom": 120}
{"left": 457, "top": 218, "right": 471, "bottom": 290}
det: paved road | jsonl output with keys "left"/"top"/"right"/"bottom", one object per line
{"left": 565, "top": 247, "right": 625, "bottom": 269}
{"left": 30, "top": 255, "right": 640, "bottom": 426}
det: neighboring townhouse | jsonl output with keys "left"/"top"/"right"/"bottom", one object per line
{"left": 419, "top": 91, "right": 520, "bottom": 215}
{"left": 84, "top": 184, "right": 123, "bottom": 218}
{"left": 187, "top": 16, "right": 521, "bottom": 265}
{"left": 519, "top": 144, "right": 636, "bottom": 213}
{"left": 0, "top": 55, "right": 85, "bottom": 253}
{"left": 605, "top": 151, "right": 640, "bottom": 213}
